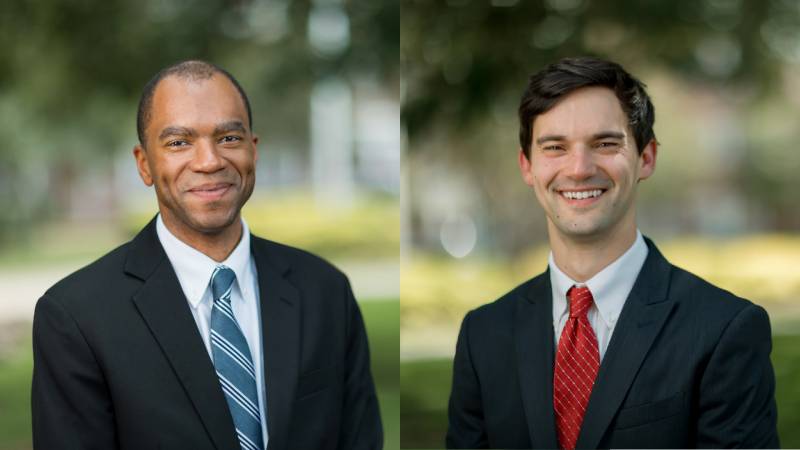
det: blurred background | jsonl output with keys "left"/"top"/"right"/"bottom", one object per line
{"left": 0, "top": 0, "right": 399, "bottom": 449}
{"left": 401, "top": 0, "right": 800, "bottom": 447}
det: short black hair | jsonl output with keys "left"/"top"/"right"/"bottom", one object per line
{"left": 518, "top": 56, "right": 655, "bottom": 159}
{"left": 136, "top": 60, "right": 253, "bottom": 146}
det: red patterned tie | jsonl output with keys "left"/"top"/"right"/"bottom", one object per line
{"left": 553, "top": 285, "right": 600, "bottom": 450}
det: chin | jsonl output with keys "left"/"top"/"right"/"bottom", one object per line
{"left": 188, "top": 210, "right": 240, "bottom": 234}
{"left": 553, "top": 218, "right": 609, "bottom": 239}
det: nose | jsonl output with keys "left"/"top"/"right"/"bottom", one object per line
{"left": 189, "top": 139, "right": 225, "bottom": 173}
{"left": 567, "top": 146, "right": 596, "bottom": 180}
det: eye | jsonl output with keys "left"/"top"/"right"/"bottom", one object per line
{"left": 596, "top": 141, "right": 619, "bottom": 149}
{"left": 220, "top": 135, "right": 242, "bottom": 144}
{"left": 166, "top": 139, "right": 189, "bottom": 147}
{"left": 543, "top": 145, "right": 565, "bottom": 152}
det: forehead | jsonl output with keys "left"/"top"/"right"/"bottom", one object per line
{"left": 149, "top": 74, "right": 248, "bottom": 130}
{"left": 532, "top": 86, "right": 628, "bottom": 138}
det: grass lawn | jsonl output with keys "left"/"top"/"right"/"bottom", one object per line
{"left": 0, "top": 334, "right": 31, "bottom": 450}
{"left": 0, "top": 299, "right": 399, "bottom": 450}
{"left": 401, "top": 331, "right": 800, "bottom": 449}
{"left": 361, "top": 300, "right": 401, "bottom": 450}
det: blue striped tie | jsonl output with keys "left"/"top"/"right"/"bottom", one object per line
{"left": 210, "top": 266, "right": 264, "bottom": 450}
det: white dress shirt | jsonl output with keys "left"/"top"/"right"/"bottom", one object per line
{"left": 549, "top": 230, "right": 648, "bottom": 361}
{"left": 156, "top": 214, "right": 268, "bottom": 445}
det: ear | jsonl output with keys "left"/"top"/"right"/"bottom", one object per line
{"left": 637, "top": 139, "right": 657, "bottom": 181}
{"left": 133, "top": 144, "right": 154, "bottom": 186}
{"left": 251, "top": 134, "right": 259, "bottom": 163}
{"left": 518, "top": 148, "right": 535, "bottom": 187}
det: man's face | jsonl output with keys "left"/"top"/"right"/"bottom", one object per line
{"left": 518, "top": 86, "right": 656, "bottom": 243}
{"left": 134, "top": 75, "right": 258, "bottom": 237}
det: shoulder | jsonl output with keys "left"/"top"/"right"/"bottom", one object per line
{"left": 43, "top": 242, "right": 135, "bottom": 303}
{"left": 37, "top": 241, "right": 144, "bottom": 320}
{"left": 666, "top": 264, "right": 772, "bottom": 350}
{"left": 464, "top": 271, "right": 548, "bottom": 328}
{"left": 667, "top": 263, "right": 759, "bottom": 320}
{"left": 643, "top": 238, "right": 763, "bottom": 325}
{"left": 251, "top": 235, "right": 348, "bottom": 285}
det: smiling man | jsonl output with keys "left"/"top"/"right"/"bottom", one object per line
{"left": 446, "top": 57, "right": 778, "bottom": 449}
{"left": 32, "top": 61, "right": 382, "bottom": 450}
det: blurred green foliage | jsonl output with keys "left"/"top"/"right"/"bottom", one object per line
{"left": 402, "top": 0, "right": 795, "bottom": 145}
{"left": 0, "top": 300, "right": 399, "bottom": 450}
{"left": 400, "top": 332, "right": 800, "bottom": 448}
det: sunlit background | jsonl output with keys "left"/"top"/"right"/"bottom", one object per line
{"left": 0, "top": 1, "right": 399, "bottom": 449}
{"left": 401, "top": 0, "right": 800, "bottom": 447}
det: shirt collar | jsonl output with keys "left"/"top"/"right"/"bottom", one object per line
{"left": 156, "top": 214, "right": 253, "bottom": 308}
{"left": 549, "top": 230, "right": 648, "bottom": 328}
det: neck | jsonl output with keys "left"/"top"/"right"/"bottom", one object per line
{"left": 160, "top": 213, "right": 243, "bottom": 263}
{"left": 549, "top": 221, "right": 637, "bottom": 283}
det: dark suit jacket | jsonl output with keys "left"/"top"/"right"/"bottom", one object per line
{"left": 447, "top": 238, "right": 778, "bottom": 449}
{"left": 32, "top": 217, "right": 382, "bottom": 450}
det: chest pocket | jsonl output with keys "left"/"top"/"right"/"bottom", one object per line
{"left": 614, "top": 390, "right": 688, "bottom": 430}
{"left": 295, "top": 366, "right": 335, "bottom": 400}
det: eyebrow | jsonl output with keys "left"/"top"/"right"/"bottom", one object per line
{"left": 535, "top": 135, "right": 566, "bottom": 145}
{"left": 158, "top": 126, "right": 196, "bottom": 141}
{"left": 214, "top": 120, "right": 247, "bottom": 135}
{"left": 592, "top": 131, "right": 625, "bottom": 140}
{"left": 535, "top": 131, "right": 625, "bottom": 145}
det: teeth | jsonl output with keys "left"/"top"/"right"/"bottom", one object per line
{"left": 562, "top": 189, "right": 603, "bottom": 200}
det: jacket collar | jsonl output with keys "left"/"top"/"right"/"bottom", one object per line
{"left": 577, "top": 237, "right": 675, "bottom": 448}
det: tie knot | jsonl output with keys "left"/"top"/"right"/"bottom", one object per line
{"left": 567, "top": 285, "right": 593, "bottom": 318}
{"left": 211, "top": 266, "right": 236, "bottom": 302}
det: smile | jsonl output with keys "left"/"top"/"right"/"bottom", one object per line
{"left": 559, "top": 189, "right": 605, "bottom": 200}
{"left": 188, "top": 183, "right": 233, "bottom": 200}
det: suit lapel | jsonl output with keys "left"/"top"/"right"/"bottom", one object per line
{"left": 251, "top": 239, "right": 300, "bottom": 450}
{"left": 515, "top": 272, "right": 559, "bottom": 449}
{"left": 126, "top": 218, "right": 240, "bottom": 450}
{"left": 576, "top": 238, "right": 675, "bottom": 449}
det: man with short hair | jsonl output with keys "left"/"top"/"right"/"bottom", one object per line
{"left": 32, "top": 60, "right": 383, "bottom": 450}
{"left": 446, "top": 57, "right": 779, "bottom": 449}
